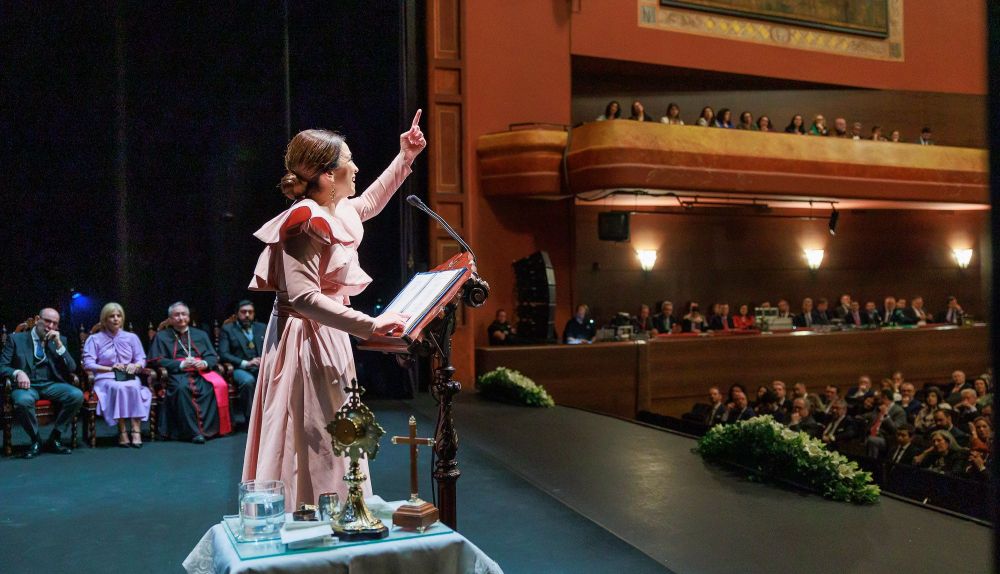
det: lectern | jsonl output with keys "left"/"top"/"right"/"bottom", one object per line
{"left": 360, "top": 247, "right": 489, "bottom": 530}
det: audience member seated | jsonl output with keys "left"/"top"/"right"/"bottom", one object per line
{"left": 753, "top": 389, "right": 785, "bottom": 423}
{"left": 965, "top": 417, "right": 992, "bottom": 480}
{"left": 946, "top": 370, "right": 971, "bottom": 404}
{"left": 933, "top": 409, "right": 969, "bottom": 447}
{"left": 820, "top": 399, "right": 857, "bottom": 452}
{"left": 881, "top": 296, "right": 903, "bottom": 326}
{"left": 815, "top": 384, "right": 840, "bottom": 423}
{"left": 722, "top": 384, "right": 754, "bottom": 423}
{"left": 787, "top": 397, "right": 822, "bottom": 438}
{"left": 890, "top": 130, "right": 902, "bottom": 142}
{"left": 597, "top": 100, "right": 621, "bottom": 121}
{"left": 850, "top": 122, "right": 863, "bottom": 140}
{"left": 784, "top": 114, "right": 805, "bottom": 135}
{"left": 705, "top": 386, "right": 727, "bottom": 426}
{"left": 731, "top": 304, "right": 754, "bottom": 329}
{"left": 862, "top": 391, "right": 907, "bottom": 458}
{"left": 652, "top": 301, "right": 676, "bottom": 334}
{"left": 219, "top": 300, "right": 265, "bottom": 423}
{"left": 935, "top": 296, "right": 965, "bottom": 325}
{"left": 775, "top": 299, "right": 792, "bottom": 319}
{"left": 808, "top": 115, "right": 828, "bottom": 136}
{"left": 918, "top": 127, "right": 934, "bottom": 146}
{"left": 845, "top": 375, "right": 874, "bottom": 412}
{"left": 954, "top": 389, "right": 982, "bottom": 427}
{"left": 897, "top": 382, "right": 922, "bottom": 421}
{"left": 562, "top": 304, "right": 596, "bottom": 344}
{"left": 814, "top": 298, "right": 834, "bottom": 323}
{"left": 770, "top": 380, "right": 793, "bottom": 414}
{"left": 913, "top": 430, "right": 965, "bottom": 475}
{"left": 887, "top": 424, "right": 920, "bottom": 465}
{"left": 714, "top": 108, "right": 733, "bottom": 128}
{"left": 793, "top": 382, "right": 824, "bottom": 414}
{"left": 861, "top": 301, "right": 883, "bottom": 326}
{"left": 628, "top": 100, "right": 655, "bottom": 122}
{"left": 661, "top": 103, "right": 684, "bottom": 125}
{"left": 832, "top": 117, "right": 849, "bottom": 138}
{"left": 900, "top": 295, "right": 929, "bottom": 325}
{"left": 834, "top": 294, "right": 852, "bottom": 320}
{"left": 792, "top": 297, "right": 823, "bottom": 328}
{"left": 885, "top": 373, "right": 903, "bottom": 401}
{"left": 914, "top": 386, "right": 952, "bottom": 435}
{"left": 968, "top": 416, "right": 991, "bottom": 453}
{"left": 842, "top": 301, "right": 865, "bottom": 327}
{"left": 696, "top": 106, "right": 714, "bottom": 127}
{"left": 631, "top": 304, "right": 655, "bottom": 334}
{"left": 82, "top": 302, "right": 149, "bottom": 448}
{"left": 148, "top": 302, "right": 229, "bottom": 443}
{"left": 966, "top": 446, "right": 990, "bottom": 481}
{"left": 896, "top": 297, "right": 908, "bottom": 311}
{"left": 973, "top": 376, "right": 992, "bottom": 409}
{"left": 735, "top": 111, "right": 754, "bottom": 130}
{"left": 870, "top": 125, "right": 886, "bottom": 141}
{"left": 756, "top": 115, "right": 771, "bottom": 132}
{"left": 708, "top": 303, "right": 734, "bottom": 331}
{"left": 0, "top": 308, "right": 83, "bottom": 458}
{"left": 681, "top": 302, "right": 707, "bottom": 333}
{"left": 487, "top": 309, "right": 518, "bottom": 346}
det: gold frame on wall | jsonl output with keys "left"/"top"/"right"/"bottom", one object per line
{"left": 639, "top": 0, "right": 903, "bottom": 62}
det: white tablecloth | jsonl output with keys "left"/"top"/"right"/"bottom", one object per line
{"left": 182, "top": 505, "right": 503, "bottom": 574}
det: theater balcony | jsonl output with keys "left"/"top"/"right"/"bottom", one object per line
{"left": 477, "top": 121, "right": 988, "bottom": 207}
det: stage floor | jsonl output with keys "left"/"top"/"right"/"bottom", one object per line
{"left": 416, "top": 393, "right": 993, "bottom": 574}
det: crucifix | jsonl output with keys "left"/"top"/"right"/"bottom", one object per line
{"left": 390, "top": 416, "right": 439, "bottom": 531}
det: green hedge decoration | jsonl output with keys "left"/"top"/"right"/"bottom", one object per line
{"left": 475, "top": 367, "right": 555, "bottom": 408}
{"left": 697, "top": 416, "right": 880, "bottom": 504}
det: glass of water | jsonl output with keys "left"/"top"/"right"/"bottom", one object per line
{"left": 239, "top": 479, "right": 286, "bottom": 541}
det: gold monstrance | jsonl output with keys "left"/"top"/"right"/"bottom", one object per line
{"left": 326, "top": 379, "right": 388, "bottom": 540}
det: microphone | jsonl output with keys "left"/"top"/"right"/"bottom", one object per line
{"left": 406, "top": 195, "right": 476, "bottom": 260}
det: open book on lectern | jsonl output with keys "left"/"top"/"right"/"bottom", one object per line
{"left": 379, "top": 268, "right": 466, "bottom": 338}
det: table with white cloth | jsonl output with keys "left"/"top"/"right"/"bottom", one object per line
{"left": 182, "top": 499, "right": 503, "bottom": 574}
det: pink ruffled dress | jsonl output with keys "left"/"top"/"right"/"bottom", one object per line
{"left": 242, "top": 152, "right": 412, "bottom": 510}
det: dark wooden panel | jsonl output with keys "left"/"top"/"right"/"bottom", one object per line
{"left": 434, "top": 104, "right": 463, "bottom": 194}
{"left": 433, "top": 0, "right": 460, "bottom": 60}
{"left": 476, "top": 343, "right": 639, "bottom": 419}
{"left": 434, "top": 68, "right": 461, "bottom": 95}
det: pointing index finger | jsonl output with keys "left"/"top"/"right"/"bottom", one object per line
{"left": 411, "top": 109, "right": 422, "bottom": 129}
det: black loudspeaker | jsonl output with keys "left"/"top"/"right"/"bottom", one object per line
{"left": 598, "top": 211, "right": 630, "bottom": 241}
{"left": 513, "top": 251, "right": 557, "bottom": 343}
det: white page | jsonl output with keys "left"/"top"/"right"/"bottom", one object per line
{"left": 380, "top": 269, "right": 465, "bottom": 335}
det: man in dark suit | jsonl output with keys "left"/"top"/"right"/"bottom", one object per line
{"left": 820, "top": 400, "right": 857, "bottom": 451}
{"left": 815, "top": 298, "right": 835, "bottom": 323}
{"left": 708, "top": 303, "right": 734, "bottom": 331}
{"left": 219, "top": 300, "right": 266, "bottom": 424}
{"left": 899, "top": 296, "right": 929, "bottom": 325}
{"left": 842, "top": 301, "right": 865, "bottom": 327}
{"left": 860, "top": 301, "right": 883, "bottom": 327}
{"left": 652, "top": 301, "right": 676, "bottom": 334}
{"left": 0, "top": 308, "right": 82, "bottom": 458}
{"left": 887, "top": 425, "right": 920, "bottom": 465}
{"left": 935, "top": 296, "right": 965, "bottom": 325}
{"left": 862, "top": 392, "right": 907, "bottom": 458}
{"left": 834, "top": 294, "right": 852, "bottom": 321}
{"left": 793, "top": 298, "right": 825, "bottom": 328}
{"left": 787, "top": 398, "right": 822, "bottom": 439}
{"left": 881, "top": 296, "right": 904, "bottom": 326}
{"left": 934, "top": 409, "right": 969, "bottom": 447}
{"left": 706, "top": 386, "right": 727, "bottom": 426}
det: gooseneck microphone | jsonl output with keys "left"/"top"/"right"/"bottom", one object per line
{"left": 406, "top": 195, "right": 476, "bottom": 260}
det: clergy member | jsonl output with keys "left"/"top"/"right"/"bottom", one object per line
{"left": 148, "top": 302, "right": 231, "bottom": 443}
{"left": 218, "top": 300, "right": 265, "bottom": 424}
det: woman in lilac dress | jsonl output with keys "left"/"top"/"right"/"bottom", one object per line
{"left": 83, "top": 302, "right": 150, "bottom": 448}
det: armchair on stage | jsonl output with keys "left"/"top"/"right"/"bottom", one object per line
{"left": 360, "top": 250, "right": 489, "bottom": 529}
{"left": 1, "top": 318, "right": 81, "bottom": 456}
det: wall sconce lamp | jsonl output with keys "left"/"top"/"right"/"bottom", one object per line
{"left": 804, "top": 249, "right": 825, "bottom": 271}
{"left": 636, "top": 249, "right": 657, "bottom": 272}
{"left": 953, "top": 248, "right": 973, "bottom": 269}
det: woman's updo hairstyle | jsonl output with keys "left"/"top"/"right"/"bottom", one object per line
{"left": 279, "top": 129, "right": 345, "bottom": 200}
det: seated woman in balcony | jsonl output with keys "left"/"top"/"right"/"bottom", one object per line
{"left": 732, "top": 304, "right": 755, "bottom": 329}
{"left": 681, "top": 302, "right": 707, "bottom": 333}
{"left": 596, "top": 100, "right": 621, "bottom": 121}
{"left": 660, "top": 102, "right": 684, "bottom": 125}
{"left": 735, "top": 111, "right": 754, "bottom": 130}
{"left": 628, "top": 100, "right": 655, "bottom": 122}
{"left": 870, "top": 125, "right": 886, "bottom": 141}
{"left": 914, "top": 387, "right": 953, "bottom": 434}
{"left": 784, "top": 114, "right": 806, "bottom": 135}
{"left": 914, "top": 430, "right": 967, "bottom": 475}
{"left": 713, "top": 108, "right": 733, "bottom": 128}
{"left": 756, "top": 115, "right": 772, "bottom": 132}
{"left": 82, "top": 302, "right": 150, "bottom": 448}
{"left": 889, "top": 130, "right": 902, "bottom": 142}
{"left": 696, "top": 106, "right": 715, "bottom": 127}
{"left": 808, "top": 115, "right": 829, "bottom": 136}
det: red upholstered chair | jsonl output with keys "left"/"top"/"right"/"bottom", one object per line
{"left": 79, "top": 322, "right": 161, "bottom": 447}
{"left": 1, "top": 318, "right": 81, "bottom": 457}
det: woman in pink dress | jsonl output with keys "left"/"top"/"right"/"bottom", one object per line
{"left": 82, "top": 302, "right": 150, "bottom": 448}
{"left": 243, "top": 111, "right": 426, "bottom": 510}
